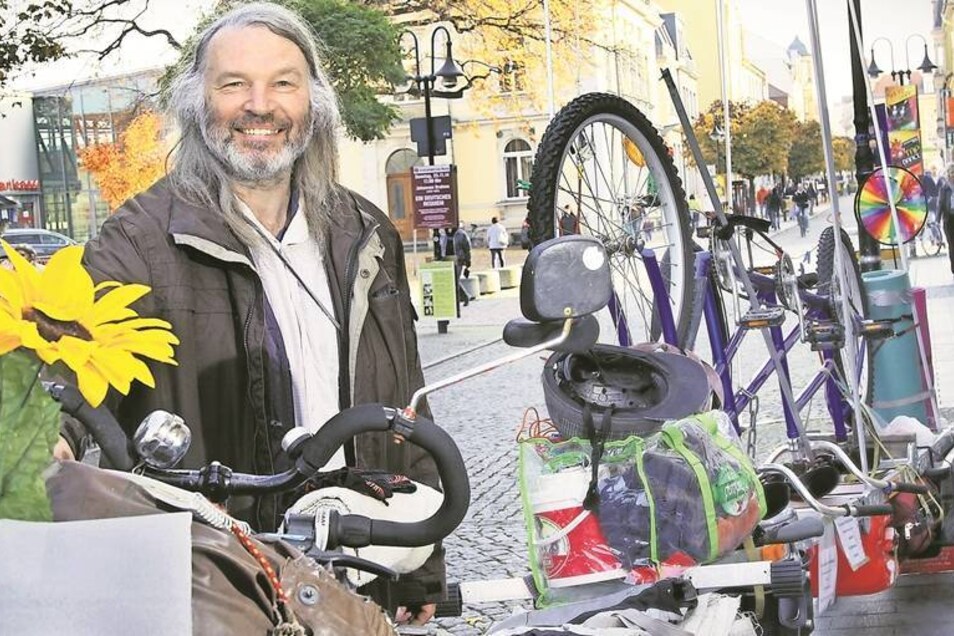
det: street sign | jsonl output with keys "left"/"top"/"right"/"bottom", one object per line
{"left": 410, "top": 115, "right": 452, "bottom": 158}
{"left": 412, "top": 164, "right": 459, "bottom": 229}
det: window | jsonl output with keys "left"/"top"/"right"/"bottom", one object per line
{"left": 503, "top": 138, "right": 533, "bottom": 199}
{"left": 499, "top": 59, "right": 526, "bottom": 94}
{"left": 385, "top": 148, "right": 423, "bottom": 175}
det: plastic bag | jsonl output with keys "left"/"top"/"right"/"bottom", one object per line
{"left": 518, "top": 411, "right": 765, "bottom": 605}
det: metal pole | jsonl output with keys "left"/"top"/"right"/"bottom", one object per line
{"left": 847, "top": 2, "right": 909, "bottom": 273}
{"left": 715, "top": 0, "right": 733, "bottom": 214}
{"left": 847, "top": 0, "right": 880, "bottom": 272}
{"left": 806, "top": 0, "right": 868, "bottom": 474}
{"left": 542, "top": 0, "right": 556, "bottom": 118}
{"left": 423, "top": 77, "right": 435, "bottom": 166}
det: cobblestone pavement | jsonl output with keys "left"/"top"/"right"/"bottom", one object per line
{"left": 410, "top": 195, "right": 954, "bottom": 634}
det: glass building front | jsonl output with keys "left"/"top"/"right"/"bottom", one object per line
{"left": 31, "top": 70, "right": 162, "bottom": 242}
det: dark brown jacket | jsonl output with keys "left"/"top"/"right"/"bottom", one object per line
{"left": 80, "top": 177, "right": 443, "bottom": 599}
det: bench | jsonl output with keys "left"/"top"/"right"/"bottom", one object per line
{"left": 474, "top": 270, "right": 501, "bottom": 294}
{"left": 498, "top": 265, "right": 522, "bottom": 289}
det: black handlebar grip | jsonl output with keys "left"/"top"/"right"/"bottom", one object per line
{"left": 296, "top": 404, "right": 393, "bottom": 474}
{"left": 328, "top": 413, "right": 471, "bottom": 550}
{"left": 850, "top": 503, "right": 894, "bottom": 517}
{"left": 433, "top": 583, "right": 463, "bottom": 618}
{"left": 51, "top": 383, "right": 135, "bottom": 470}
{"left": 892, "top": 482, "right": 930, "bottom": 495}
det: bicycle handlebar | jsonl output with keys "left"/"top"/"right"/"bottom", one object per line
{"left": 55, "top": 386, "right": 471, "bottom": 550}
{"left": 47, "top": 382, "right": 136, "bottom": 471}
{"left": 758, "top": 463, "right": 892, "bottom": 518}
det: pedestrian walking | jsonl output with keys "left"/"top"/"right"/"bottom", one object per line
{"left": 688, "top": 195, "right": 702, "bottom": 229}
{"left": 766, "top": 186, "right": 782, "bottom": 231}
{"left": 938, "top": 164, "right": 954, "bottom": 275}
{"left": 487, "top": 216, "right": 509, "bottom": 268}
{"left": 453, "top": 222, "right": 472, "bottom": 306}
{"left": 793, "top": 184, "right": 810, "bottom": 237}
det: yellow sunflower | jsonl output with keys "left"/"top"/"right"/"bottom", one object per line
{"left": 0, "top": 240, "right": 179, "bottom": 407}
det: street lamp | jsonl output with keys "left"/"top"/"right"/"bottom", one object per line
{"left": 401, "top": 26, "right": 467, "bottom": 165}
{"left": 867, "top": 35, "right": 937, "bottom": 86}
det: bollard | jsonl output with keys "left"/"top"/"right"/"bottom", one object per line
{"left": 862, "top": 269, "right": 929, "bottom": 426}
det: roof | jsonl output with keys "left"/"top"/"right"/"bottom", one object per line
{"left": 788, "top": 36, "right": 809, "bottom": 57}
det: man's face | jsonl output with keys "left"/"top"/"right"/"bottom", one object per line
{"left": 202, "top": 26, "right": 313, "bottom": 182}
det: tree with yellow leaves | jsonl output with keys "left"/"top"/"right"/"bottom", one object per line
{"left": 78, "top": 111, "right": 167, "bottom": 211}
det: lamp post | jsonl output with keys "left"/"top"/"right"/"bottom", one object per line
{"left": 867, "top": 34, "right": 937, "bottom": 86}
{"left": 401, "top": 26, "right": 467, "bottom": 165}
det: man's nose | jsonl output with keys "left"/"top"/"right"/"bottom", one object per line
{"left": 245, "top": 84, "right": 273, "bottom": 115}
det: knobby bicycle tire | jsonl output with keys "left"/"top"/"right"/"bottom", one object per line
{"left": 816, "top": 227, "right": 873, "bottom": 406}
{"left": 527, "top": 93, "right": 693, "bottom": 346}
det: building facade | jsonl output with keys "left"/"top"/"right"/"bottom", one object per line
{"left": 0, "top": 70, "right": 161, "bottom": 241}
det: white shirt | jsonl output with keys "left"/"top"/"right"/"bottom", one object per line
{"left": 238, "top": 198, "right": 344, "bottom": 469}
{"left": 487, "top": 222, "right": 509, "bottom": 248}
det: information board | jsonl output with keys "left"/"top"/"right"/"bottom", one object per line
{"left": 412, "top": 164, "right": 459, "bottom": 229}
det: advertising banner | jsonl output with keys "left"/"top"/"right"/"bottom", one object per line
{"left": 412, "top": 164, "right": 459, "bottom": 230}
{"left": 884, "top": 84, "right": 923, "bottom": 176}
{"left": 418, "top": 260, "right": 457, "bottom": 320}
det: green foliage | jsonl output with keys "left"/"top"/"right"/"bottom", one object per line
{"left": 0, "top": 351, "right": 60, "bottom": 522}
{"left": 287, "top": 0, "right": 403, "bottom": 140}
{"left": 832, "top": 136, "right": 855, "bottom": 173}
{"left": 0, "top": 0, "right": 71, "bottom": 89}
{"left": 788, "top": 120, "right": 824, "bottom": 179}
{"left": 690, "top": 100, "right": 796, "bottom": 179}
{"left": 161, "top": 0, "right": 404, "bottom": 142}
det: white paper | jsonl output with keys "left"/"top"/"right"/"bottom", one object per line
{"left": 815, "top": 519, "right": 838, "bottom": 615}
{"left": 0, "top": 512, "right": 192, "bottom": 636}
{"left": 834, "top": 515, "right": 869, "bottom": 571}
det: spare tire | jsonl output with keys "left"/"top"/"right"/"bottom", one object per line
{"left": 542, "top": 343, "right": 712, "bottom": 440}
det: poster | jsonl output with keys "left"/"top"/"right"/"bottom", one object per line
{"left": 418, "top": 261, "right": 457, "bottom": 320}
{"left": 884, "top": 84, "right": 923, "bottom": 176}
{"left": 412, "top": 164, "right": 459, "bottom": 230}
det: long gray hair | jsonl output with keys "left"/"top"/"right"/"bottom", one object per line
{"left": 166, "top": 2, "right": 341, "bottom": 245}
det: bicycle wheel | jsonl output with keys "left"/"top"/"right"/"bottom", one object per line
{"left": 918, "top": 222, "right": 944, "bottom": 256}
{"left": 816, "top": 227, "right": 873, "bottom": 405}
{"left": 527, "top": 93, "right": 693, "bottom": 346}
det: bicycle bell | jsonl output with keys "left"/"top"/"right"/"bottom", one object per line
{"left": 133, "top": 410, "right": 191, "bottom": 469}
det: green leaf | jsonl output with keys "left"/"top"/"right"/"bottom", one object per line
{"left": 0, "top": 350, "right": 60, "bottom": 521}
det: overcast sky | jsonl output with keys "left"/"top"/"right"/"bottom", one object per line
{"left": 736, "top": 0, "right": 937, "bottom": 106}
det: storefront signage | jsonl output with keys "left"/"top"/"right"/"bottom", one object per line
{"left": 0, "top": 180, "right": 40, "bottom": 192}
{"left": 411, "top": 164, "right": 459, "bottom": 230}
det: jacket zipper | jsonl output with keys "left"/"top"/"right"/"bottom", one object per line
{"left": 338, "top": 220, "right": 380, "bottom": 413}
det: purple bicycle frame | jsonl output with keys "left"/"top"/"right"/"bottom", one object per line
{"left": 687, "top": 251, "right": 851, "bottom": 442}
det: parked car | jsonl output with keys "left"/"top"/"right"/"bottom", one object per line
{"left": 1, "top": 228, "right": 76, "bottom": 263}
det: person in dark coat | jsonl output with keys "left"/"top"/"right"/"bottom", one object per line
{"left": 56, "top": 2, "right": 443, "bottom": 624}
{"left": 937, "top": 164, "right": 954, "bottom": 274}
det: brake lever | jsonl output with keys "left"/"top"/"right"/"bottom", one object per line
{"left": 308, "top": 550, "right": 399, "bottom": 581}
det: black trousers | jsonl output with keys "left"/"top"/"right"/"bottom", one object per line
{"left": 490, "top": 248, "right": 505, "bottom": 268}
{"left": 945, "top": 214, "right": 954, "bottom": 273}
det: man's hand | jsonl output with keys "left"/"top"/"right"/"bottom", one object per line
{"left": 395, "top": 603, "right": 436, "bottom": 626}
{"left": 53, "top": 436, "right": 75, "bottom": 461}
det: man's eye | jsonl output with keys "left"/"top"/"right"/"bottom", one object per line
{"left": 222, "top": 81, "right": 245, "bottom": 89}
{"left": 275, "top": 80, "right": 294, "bottom": 88}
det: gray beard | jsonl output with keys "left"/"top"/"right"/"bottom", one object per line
{"left": 202, "top": 120, "right": 313, "bottom": 183}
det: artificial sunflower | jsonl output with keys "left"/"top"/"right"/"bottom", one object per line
{"left": 0, "top": 239, "right": 179, "bottom": 407}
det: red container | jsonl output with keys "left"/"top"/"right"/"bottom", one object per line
{"left": 808, "top": 515, "right": 898, "bottom": 597}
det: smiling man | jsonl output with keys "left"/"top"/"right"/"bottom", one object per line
{"left": 65, "top": 1, "right": 442, "bottom": 626}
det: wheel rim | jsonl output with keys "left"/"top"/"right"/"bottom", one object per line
{"left": 550, "top": 113, "right": 689, "bottom": 346}
{"left": 829, "top": 241, "right": 870, "bottom": 403}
